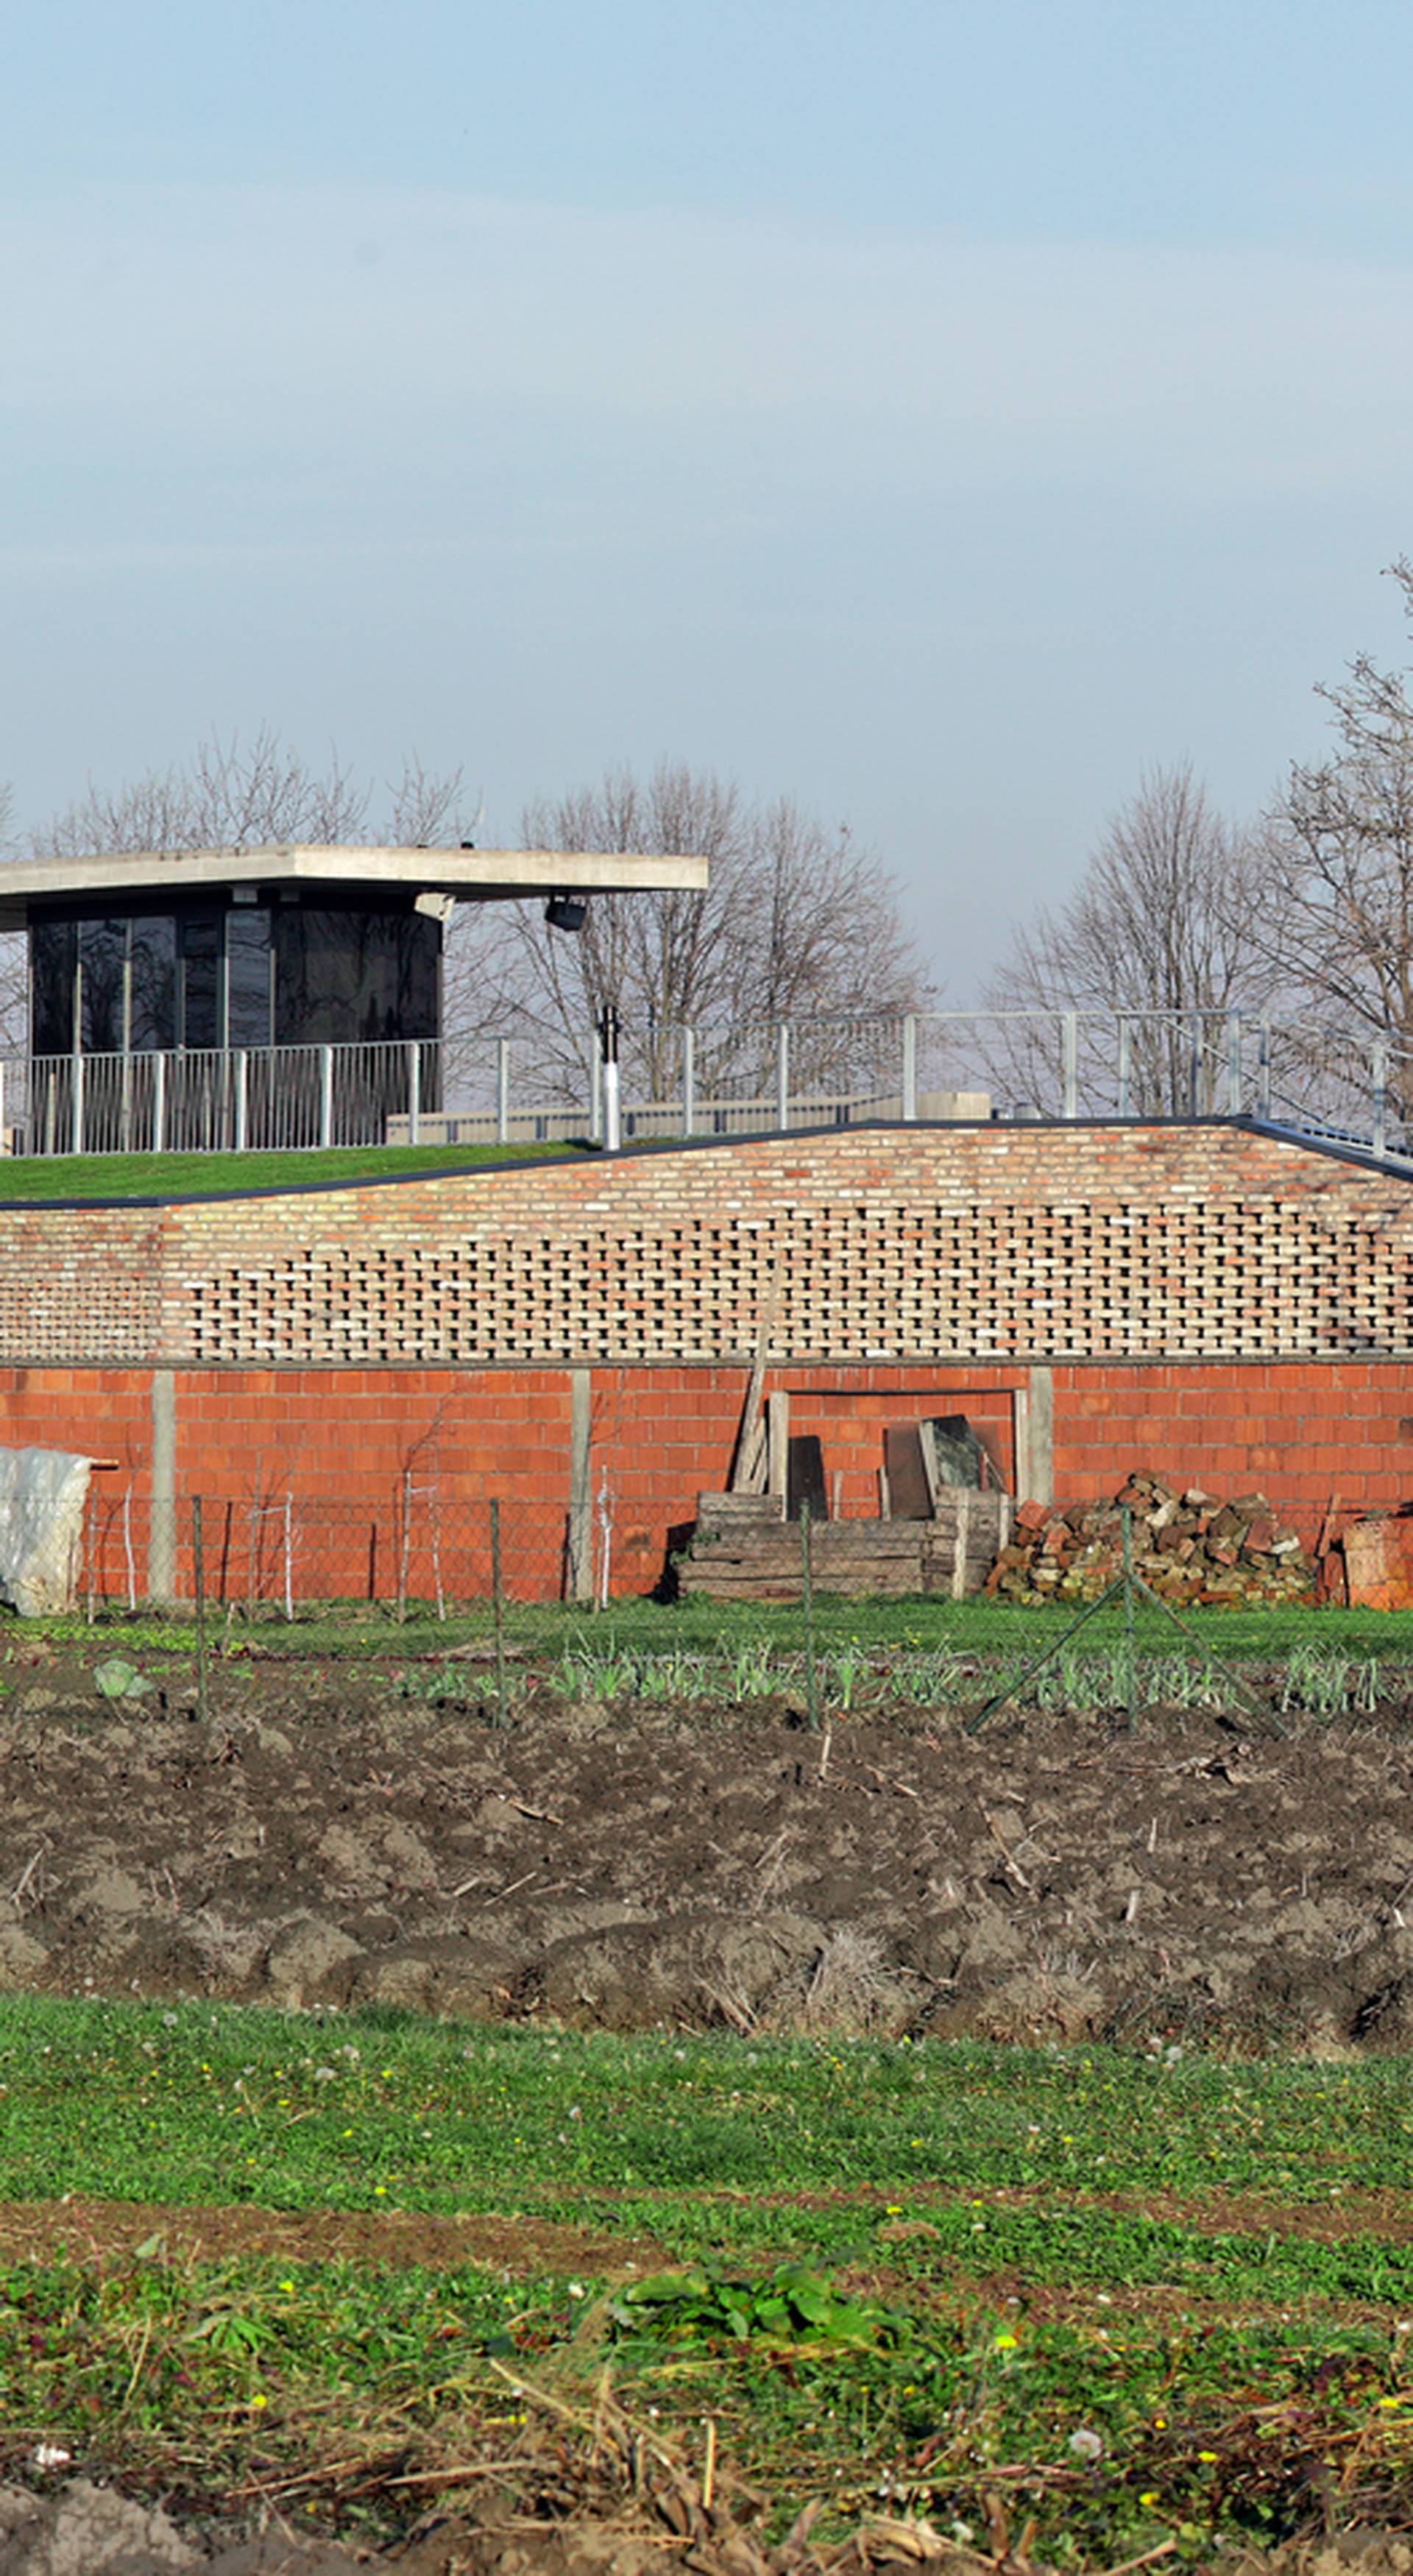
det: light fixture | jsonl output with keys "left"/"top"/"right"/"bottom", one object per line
{"left": 545, "top": 893, "right": 587, "bottom": 933}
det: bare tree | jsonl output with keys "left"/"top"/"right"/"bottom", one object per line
{"left": 29, "top": 729, "right": 475, "bottom": 858}
{"left": 481, "top": 761, "right": 927, "bottom": 1101}
{"left": 1269, "top": 561, "right": 1413, "bottom": 1058}
{"left": 0, "top": 785, "right": 21, "bottom": 1052}
{"left": 984, "top": 762, "right": 1278, "bottom": 1111}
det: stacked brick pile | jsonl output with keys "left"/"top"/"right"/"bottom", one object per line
{"left": 986, "top": 1473, "right": 1315, "bottom": 1607}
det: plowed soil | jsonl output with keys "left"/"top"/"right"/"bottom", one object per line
{"left": 0, "top": 1668, "right": 1411, "bottom": 2048}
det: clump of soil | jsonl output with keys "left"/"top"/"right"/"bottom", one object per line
{"left": 0, "top": 1671, "right": 1412, "bottom": 2047}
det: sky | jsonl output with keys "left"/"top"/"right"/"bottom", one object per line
{"left": 5, "top": 0, "right": 1413, "bottom": 999}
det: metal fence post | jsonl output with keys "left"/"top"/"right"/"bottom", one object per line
{"left": 70, "top": 1052, "right": 83, "bottom": 1156}
{"left": 234, "top": 1050, "right": 248, "bottom": 1153}
{"left": 776, "top": 1022, "right": 790, "bottom": 1132}
{"left": 490, "top": 1496, "right": 508, "bottom": 1728}
{"left": 319, "top": 1045, "right": 334, "bottom": 1150}
{"left": 1373, "top": 1038, "right": 1389, "bottom": 1160}
{"left": 800, "top": 1499, "right": 819, "bottom": 1733}
{"left": 1225, "top": 1012, "right": 1242, "bottom": 1116}
{"left": 589, "top": 1041, "right": 602, "bottom": 1142}
{"left": 1061, "top": 1012, "right": 1078, "bottom": 1119}
{"left": 902, "top": 1013, "right": 917, "bottom": 1122}
{"left": 682, "top": 1026, "right": 695, "bottom": 1138}
{"left": 1258, "top": 1015, "right": 1272, "bottom": 1119}
{"left": 1188, "top": 1012, "right": 1202, "bottom": 1117}
{"left": 193, "top": 1496, "right": 209, "bottom": 1726}
{"left": 407, "top": 1040, "right": 421, "bottom": 1146}
{"left": 1116, "top": 1015, "right": 1130, "bottom": 1117}
{"left": 497, "top": 1037, "right": 510, "bottom": 1144}
{"left": 152, "top": 1050, "right": 166, "bottom": 1155}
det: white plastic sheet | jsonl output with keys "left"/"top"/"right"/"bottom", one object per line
{"left": 0, "top": 1448, "right": 93, "bottom": 1616}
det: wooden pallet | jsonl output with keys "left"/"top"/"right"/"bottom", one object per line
{"left": 679, "top": 1489, "right": 1008, "bottom": 1601}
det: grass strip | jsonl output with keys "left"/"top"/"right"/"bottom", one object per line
{"left": 0, "top": 1142, "right": 588, "bottom": 1204}
{"left": 2, "top": 2004, "right": 1413, "bottom": 2212}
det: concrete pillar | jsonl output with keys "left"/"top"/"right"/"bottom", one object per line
{"left": 1017, "top": 1365, "right": 1054, "bottom": 1505}
{"left": 148, "top": 1370, "right": 177, "bottom": 1605}
{"left": 567, "top": 1367, "right": 593, "bottom": 1602}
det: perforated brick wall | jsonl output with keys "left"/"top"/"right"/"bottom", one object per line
{"left": 2, "top": 1119, "right": 1400, "bottom": 1373}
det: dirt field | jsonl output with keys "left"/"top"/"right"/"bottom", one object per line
{"left": 9, "top": 1670, "right": 1413, "bottom": 2571}
{"left": 1, "top": 1665, "right": 1412, "bottom": 2049}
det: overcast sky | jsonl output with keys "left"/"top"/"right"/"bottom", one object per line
{"left": 5, "top": 0, "right": 1413, "bottom": 999}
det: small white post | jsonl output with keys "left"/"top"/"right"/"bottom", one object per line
{"left": 1225, "top": 1011, "right": 1242, "bottom": 1115}
{"left": 152, "top": 1052, "right": 166, "bottom": 1155}
{"left": 70, "top": 1052, "right": 83, "bottom": 1156}
{"left": 1116, "top": 1016, "right": 1130, "bottom": 1117}
{"left": 599, "top": 1004, "right": 621, "bottom": 1153}
{"left": 776, "top": 1022, "right": 790, "bottom": 1131}
{"left": 589, "top": 1041, "right": 602, "bottom": 1142}
{"left": 682, "top": 1026, "right": 695, "bottom": 1137}
{"left": 1373, "top": 1038, "right": 1389, "bottom": 1160}
{"left": 902, "top": 1013, "right": 917, "bottom": 1122}
{"left": 497, "top": 1037, "right": 511, "bottom": 1144}
{"left": 319, "top": 1044, "right": 334, "bottom": 1150}
{"left": 1061, "top": 1012, "right": 1078, "bottom": 1119}
{"left": 407, "top": 1040, "right": 421, "bottom": 1145}
{"left": 234, "top": 1050, "right": 248, "bottom": 1153}
{"left": 1258, "top": 1015, "right": 1272, "bottom": 1119}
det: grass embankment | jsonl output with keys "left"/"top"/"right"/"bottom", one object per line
{"left": 2, "top": 2001, "right": 1413, "bottom": 2559}
{"left": 0, "top": 1141, "right": 589, "bottom": 1201}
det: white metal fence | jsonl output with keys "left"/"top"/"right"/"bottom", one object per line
{"left": 1, "top": 1008, "right": 1412, "bottom": 1164}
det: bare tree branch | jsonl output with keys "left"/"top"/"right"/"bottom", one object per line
{"left": 983, "top": 762, "right": 1278, "bottom": 1110}
{"left": 483, "top": 761, "right": 928, "bottom": 1100}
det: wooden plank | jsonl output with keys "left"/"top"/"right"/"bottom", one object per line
{"left": 729, "top": 1275, "right": 779, "bottom": 1493}
{"left": 767, "top": 1391, "right": 790, "bottom": 1499}
{"left": 917, "top": 1419, "right": 942, "bottom": 1515}
{"left": 883, "top": 1423, "right": 931, "bottom": 1521}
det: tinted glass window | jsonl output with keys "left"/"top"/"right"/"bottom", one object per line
{"left": 180, "top": 916, "right": 221, "bottom": 1050}
{"left": 129, "top": 916, "right": 177, "bottom": 1051}
{"left": 31, "top": 920, "right": 75, "bottom": 1056}
{"left": 226, "top": 908, "right": 272, "bottom": 1048}
{"left": 79, "top": 919, "right": 127, "bottom": 1055}
{"left": 275, "top": 907, "right": 439, "bottom": 1045}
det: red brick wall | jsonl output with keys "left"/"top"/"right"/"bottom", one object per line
{"left": 1051, "top": 1362, "right": 1413, "bottom": 1529}
{"left": 6, "top": 1356, "right": 1409, "bottom": 1600}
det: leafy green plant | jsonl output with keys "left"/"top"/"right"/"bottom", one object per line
{"left": 609, "top": 2261, "right": 909, "bottom": 2350}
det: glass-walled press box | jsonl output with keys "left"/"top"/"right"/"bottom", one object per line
{"left": 0, "top": 837, "right": 709, "bottom": 1153}
{"left": 30, "top": 890, "right": 442, "bottom": 1058}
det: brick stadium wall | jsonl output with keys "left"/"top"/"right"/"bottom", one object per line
{"left": 4, "top": 1119, "right": 1413, "bottom": 1371}
{"left": 1, "top": 1121, "right": 1413, "bottom": 1598}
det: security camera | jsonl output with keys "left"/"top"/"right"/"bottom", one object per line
{"left": 545, "top": 894, "right": 588, "bottom": 933}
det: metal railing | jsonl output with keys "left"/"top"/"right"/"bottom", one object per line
{"left": 1, "top": 1008, "right": 1411, "bottom": 1164}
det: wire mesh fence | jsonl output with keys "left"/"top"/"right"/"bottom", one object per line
{"left": 16, "top": 1476, "right": 1403, "bottom": 1731}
